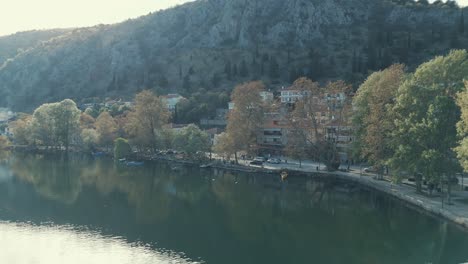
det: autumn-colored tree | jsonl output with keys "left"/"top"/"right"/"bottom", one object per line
{"left": 80, "top": 112, "right": 95, "bottom": 129}
{"left": 95, "top": 111, "right": 117, "bottom": 149}
{"left": 352, "top": 64, "right": 406, "bottom": 176}
{"left": 287, "top": 78, "right": 352, "bottom": 170}
{"left": 456, "top": 82, "right": 468, "bottom": 172}
{"left": 9, "top": 114, "right": 33, "bottom": 145}
{"left": 125, "top": 90, "right": 170, "bottom": 151}
{"left": 225, "top": 81, "right": 266, "bottom": 162}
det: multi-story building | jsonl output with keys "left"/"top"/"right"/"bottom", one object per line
{"left": 280, "top": 88, "right": 309, "bottom": 104}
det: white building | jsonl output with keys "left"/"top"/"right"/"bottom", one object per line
{"left": 280, "top": 89, "right": 309, "bottom": 103}
{"left": 162, "top": 94, "right": 185, "bottom": 111}
{"left": 260, "top": 91, "right": 274, "bottom": 103}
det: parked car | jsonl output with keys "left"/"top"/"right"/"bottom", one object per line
{"left": 250, "top": 160, "right": 263, "bottom": 165}
{"left": 267, "top": 158, "right": 281, "bottom": 164}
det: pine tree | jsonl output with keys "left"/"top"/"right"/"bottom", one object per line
{"left": 240, "top": 60, "right": 248, "bottom": 77}
{"left": 183, "top": 75, "right": 191, "bottom": 90}
{"left": 459, "top": 10, "right": 465, "bottom": 35}
{"left": 224, "top": 61, "right": 232, "bottom": 80}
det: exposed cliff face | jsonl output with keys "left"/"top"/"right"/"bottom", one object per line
{"left": 0, "top": 0, "right": 465, "bottom": 111}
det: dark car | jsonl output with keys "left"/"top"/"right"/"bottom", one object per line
{"left": 250, "top": 160, "right": 263, "bottom": 165}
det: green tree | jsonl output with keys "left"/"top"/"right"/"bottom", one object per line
{"left": 114, "top": 138, "right": 132, "bottom": 159}
{"left": 81, "top": 128, "right": 99, "bottom": 151}
{"left": 391, "top": 50, "right": 468, "bottom": 194}
{"left": 455, "top": 82, "right": 468, "bottom": 172}
{"left": 173, "top": 124, "right": 210, "bottom": 159}
{"left": 30, "top": 99, "right": 81, "bottom": 150}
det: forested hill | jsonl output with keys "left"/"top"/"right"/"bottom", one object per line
{"left": 0, "top": 0, "right": 466, "bottom": 111}
{"left": 0, "top": 29, "right": 71, "bottom": 65}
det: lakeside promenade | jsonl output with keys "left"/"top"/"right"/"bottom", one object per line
{"left": 233, "top": 158, "right": 468, "bottom": 230}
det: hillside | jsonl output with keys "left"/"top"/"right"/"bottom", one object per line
{"left": 0, "top": 29, "right": 71, "bottom": 65}
{"left": 0, "top": 0, "right": 466, "bottom": 111}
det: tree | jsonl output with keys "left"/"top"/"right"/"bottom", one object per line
{"left": 81, "top": 128, "right": 99, "bottom": 151}
{"left": 456, "top": 82, "right": 468, "bottom": 172}
{"left": 9, "top": 114, "right": 33, "bottom": 145}
{"left": 391, "top": 50, "right": 468, "bottom": 194}
{"left": 459, "top": 9, "right": 465, "bottom": 35}
{"left": 0, "top": 136, "right": 11, "bottom": 150}
{"left": 80, "top": 112, "right": 95, "bottom": 129}
{"left": 240, "top": 60, "right": 248, "bottom": 77}
{"left": 353, "top": 64, "right": 406, "bottom": 176}
{"left": 225, "top": 81, "right": 266, "bottom": 162}
{"left": 173, "top": 124, "right": 210, "bottom": 159}
{"left": 30, "top": 99, "right": 81, "bottom": 150}
{"left": 287, "top": 78, "right": 353, "bottom": 170}
{"left": 213, "top": 132, "right": 235, "bottom": 160}
{"left": 95, "top": 111, "right": 117, "bottom": 149}
{"left": 114, "top": 138, "right": 132, "bottom": 159}
{"left": 125, "top": 90, "right": 170, "bottom": 151}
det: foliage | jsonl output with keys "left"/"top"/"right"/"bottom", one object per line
{"left": 0, "top": 135, "right": 11, "bottom": 150}
{"left": 455, "top": 83, "right": 468, "bottom": 172}
{"left": 114, "top": 138, "right": 132, "bottom": 159}
{"left": 173, "top": 124, "right": 211, "bottom": 158}
{"left": 9, "top": 114, "right": 33, "bottom": 145}
{"left": 225, "top": 81, "right": 266, "bottom": 160}
{"left": 287, "top": 78, "right": 353, "bottom": 170}
{"left": 95, "top": 111, "right": 117, "bottom": 148}
{"left": 352, "top": 64, "right": 406, "bottom": 170}
{"left": 81, "top": 128, "right": 99, "bottom": 151}
{"left": 175, "top": 90, "right": 229, "bottom": 124}
{"left": 125, "top": 90, "right": 170, "bottom": 150}
{"left": 390, "top": 50, "right": 468, "bottom": 191}
{"left": 30, "top": 99, "right": 81, "bottom": 149}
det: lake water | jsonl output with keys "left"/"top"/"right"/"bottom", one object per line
{"left": 0, "top": 153, "right": 468, "bottom": 264}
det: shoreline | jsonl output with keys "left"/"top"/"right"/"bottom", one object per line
{"left": 11, "top": 148, "right": 468, "bottom": 231}
{"left": 147, "top": 154, "right": 468, "bottom": 231}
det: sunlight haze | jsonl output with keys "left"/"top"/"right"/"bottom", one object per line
{"left": 0, "top": 0, "right": 193, "bottom": 37}
{"left": 0, "top": 0, "right": 467, "bottom": 37}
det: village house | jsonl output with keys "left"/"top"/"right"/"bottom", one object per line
{"left": 162, "top": 94, "right": 185, "bottom": 112}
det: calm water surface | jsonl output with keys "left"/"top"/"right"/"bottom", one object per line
{"left": 0, "top": 153, "right": 468, "bottom": 264}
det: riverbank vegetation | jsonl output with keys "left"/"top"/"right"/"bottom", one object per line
{"left": 6, "top": 50, "right": 468, "bottom": 194}
{"left": 8, "top": 91, "right": 211, "bottom": 160}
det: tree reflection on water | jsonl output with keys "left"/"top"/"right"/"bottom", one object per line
{"left": 2, "top": 153, "right": 468, "bottom": 264}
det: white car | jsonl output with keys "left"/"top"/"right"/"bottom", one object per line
{"left": 267, "top": 158, "right": 281, "bottom": 164}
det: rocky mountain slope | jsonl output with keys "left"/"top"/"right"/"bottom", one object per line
{"left": 0, "top": 0, "right": 466, "bottom": 111}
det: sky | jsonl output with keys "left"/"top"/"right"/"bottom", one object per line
{"left": 0, "top": 0, "right": 466, "bottom": 37}
{"left": 0, "top": 0, "right": 193, "bottom": 37}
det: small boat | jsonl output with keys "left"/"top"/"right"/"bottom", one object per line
{"left": 200, "top": 164, "right": 211, "bottom": 168}
{"left": 126, "top": 161, "right": 144, "bottom": 166}
{"left": 92, "top": 152, "right": 106, "bottom": 157}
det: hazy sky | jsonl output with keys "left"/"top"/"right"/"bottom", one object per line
{"left": 0, "top": 0, "right": 466, "bottom": 37}
{"left": 0, "top": 0, "right": 193, "bottom": 37}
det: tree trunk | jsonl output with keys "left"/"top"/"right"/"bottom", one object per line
{"left": 416, "top": 173, "right": 422, "bottom": 193}
{"left": 447, "top": 174, "right": 452, "bottom": 205}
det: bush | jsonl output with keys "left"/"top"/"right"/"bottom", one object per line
{"left": 114, "top": 138, "right": 131, "bottom": 159}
